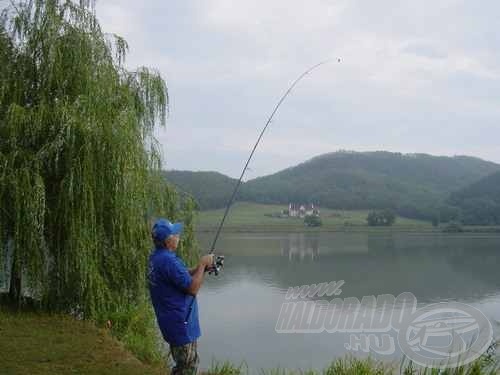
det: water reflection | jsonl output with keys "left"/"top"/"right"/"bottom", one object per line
{"left": 197, "top": 232, "right": 500, "bottom": 304}
{"left": 281, "top": 233, "right": 319, "bottom": 261}
{"left": 192, "top": 232, "right": 500, "bottom": 371}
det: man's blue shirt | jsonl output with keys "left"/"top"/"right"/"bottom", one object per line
{"left": 148, "top": 248, "right": 201, "bottom": 346}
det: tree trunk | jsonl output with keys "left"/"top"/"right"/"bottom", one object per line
{"left": 8, "top": 251, "right": 22, "bottom": 307}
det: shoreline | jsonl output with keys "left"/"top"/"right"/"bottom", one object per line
{"left": 1, "top": 308, "right": 498, "bottom": 375}
{"left": 195, "top": 203, "right": 500, "bottom": 235}
{"left": 195, "top": 225, "right": 500, "bottom": 234}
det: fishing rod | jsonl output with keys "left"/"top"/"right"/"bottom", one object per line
{"left": 184, "top": 60, "right": 337, "bottom": 323}
{"left": 207, "top": 59, "right": 337, "bottom": 276}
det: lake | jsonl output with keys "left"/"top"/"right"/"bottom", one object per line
{"left": 192, "top": 232, "right": 500, "bottom": 371}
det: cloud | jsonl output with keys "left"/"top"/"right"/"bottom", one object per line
{"left": 91, "top": 1, "right": 500, "bottom": 177}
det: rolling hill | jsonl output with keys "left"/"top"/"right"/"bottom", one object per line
{"left": 448, "top": 171, "right": 500, "bottom": 225}
{"left": 164, "top": 151, "right": 500, "bottom": 220}
{"left": 240, "top": 151, "right": 500, "bottom": 219}
{"left": 163, "top": 170, "right": 238, "bottom": 210}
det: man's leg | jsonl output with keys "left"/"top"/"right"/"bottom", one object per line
{"left": 170, "top": 341, "right": 199, "bottom": 375}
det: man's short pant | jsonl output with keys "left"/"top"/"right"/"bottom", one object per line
{"left": 170, "top": 340, "right": 199, "bottom": 375}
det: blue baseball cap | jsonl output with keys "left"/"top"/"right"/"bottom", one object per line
{"left": 152, "top": 218, "right": 183, "bottom": 242}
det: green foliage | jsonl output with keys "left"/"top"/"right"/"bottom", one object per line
{"left": 164, "top": 170, "right": 239, "bottom": 210}
{"left": 172, "top": 151, "right": 500, "bottom": 221}
{"left": 448, "top": 171, "right": 500, "bottom": 225}
{"left": 207, "top": 350, "right": 500, "bottom": 375}
{"left": 304, "top": 214, "right": 322, "bottom": 227}
{"left": 366, "top": 209, "right": 396, "bottom": 226}
{"left": 0, "top": 0, "right": 197, "bottom": 327}
{"left": 2, "top": 307, "right": 498, "bottom": 374}
{"left": 240, "top": 152, "right": 500, "bottom": 218}
{"left": 207, "top": 360, "right": 248, "bottom": 375}
{"left": 103, "top": 302, "right": 164, "bottom": 364}
{"left": 325, "top": 356, "right": 388, "bottom": 375}
{"left": 0, "top": 308, "right": 167, "bottom": 374}
{"left": 196, "top": 202, "right": 430, "bottom": 231}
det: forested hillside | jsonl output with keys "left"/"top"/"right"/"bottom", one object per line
{"left": 240, "top": 151, "right": 500, "bottom": 220}
{"left": 164, "top": 151, "right": 500, "bottom": 221}
{"left": 164, "top": 171, "right": 239, "bottom": 209}
{"left": 448, "top": 171, "right": 500, "bottom": 225}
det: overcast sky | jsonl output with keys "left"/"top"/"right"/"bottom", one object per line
{"left": 96, "top": 1, "right": 500, "bottom": 179}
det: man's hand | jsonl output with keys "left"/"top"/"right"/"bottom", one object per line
{"left": 185, "top": 254, "right": 213, "bottom": 296}
{"left": 200, "top": 254, "right": 214, "bottom": 269}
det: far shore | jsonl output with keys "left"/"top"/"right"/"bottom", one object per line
{"left": 195, "top": 225, "right": 500, "bottom": 234}
{"left": 195, "top": 202, "right": 500, "bottom": 234}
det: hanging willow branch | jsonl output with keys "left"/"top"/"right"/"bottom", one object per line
{"left": 0, "top": 0, "right": 197, "bottom": 318}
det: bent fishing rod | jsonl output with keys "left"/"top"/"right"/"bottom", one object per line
{"left": 207, "top": 59, "right": 337, "bottom": 275}
{"left": 184, "top": 60, "right": 337, "bottom": 323}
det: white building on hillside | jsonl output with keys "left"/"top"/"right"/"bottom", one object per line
{"left": 287, "top": 203, "right": 320, "bottom": 218}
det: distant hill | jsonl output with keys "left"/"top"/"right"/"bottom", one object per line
{"left": 448, "top": 171, "right": 500, "bottom": 225}
{"left": 164, "top": 151, "right": 500, "bottom": 221}
{"left": 239, "top": 151, "right": 500, "bottom": 220}
{"left": 163, "top": 170, "right": 238, "bottom": 210}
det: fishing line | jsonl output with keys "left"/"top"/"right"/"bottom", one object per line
{"left": 184, "top": 59, "right": 338, "bottom": 324}
{"left": 209, "top": 59, "right": 336, "bottom": 255}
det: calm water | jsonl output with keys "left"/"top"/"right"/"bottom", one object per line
{"left": 190, "top": 232, "right": 500, "bottom": 371}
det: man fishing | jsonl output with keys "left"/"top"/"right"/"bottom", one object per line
{"left": 146, "top": 62, "right": 331, "bottom": 374}
{"left": 148, "top": 218, "right": 214, "bottom": 375}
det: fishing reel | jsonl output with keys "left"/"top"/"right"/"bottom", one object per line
{"left": 208, "top": 255, "right": 225, "bottom": 276}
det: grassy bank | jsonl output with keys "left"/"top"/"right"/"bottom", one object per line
{"left": 209, "top": 355, "right": 499, "bottom": 375}
{"left": 1, "top": 308, "right": 498, "bottom": 374}
{"left": 196, "top": 202, "right": 433, "bottom": 232}
{"left": 0, "top": 306, "right": 167, "bottom": 375}
{"left": 195, "top": 202, "right": 500, "bottom": 233}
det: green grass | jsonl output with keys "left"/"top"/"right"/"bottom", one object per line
{"left": 2, "top": 307, "right": 497, "bottom": 374}
{"left": 207, "top": 359, "right": 248, "bottom": 375}
{"left": 206, "top": 355, "right": 499, "bottom": 375}
{"left": 196, "top": 202, "right": 433, "bottom": 232}
{"left": 0, "top": 306, "right": 167, "bottom": 375}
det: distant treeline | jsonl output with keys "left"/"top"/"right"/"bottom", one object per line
{"left": 164, "top": 151, "right": 500, "bottom": 225}
{"left": 163, "top": 171, "right": 239, "bottom": 210}
{"left": 447, "top": 171, "right": 500, "bottom": 225}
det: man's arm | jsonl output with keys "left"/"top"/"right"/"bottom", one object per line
{"left": 185, "top": 254, "right": 213, "bottom": 296}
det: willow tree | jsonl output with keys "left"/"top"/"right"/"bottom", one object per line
{"left": 0, "top": 0, "right": 197, "bottom": 319}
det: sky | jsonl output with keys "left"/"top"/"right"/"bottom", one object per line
{"left": 93, "top": 1, "right": 500, "bottom": 179}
